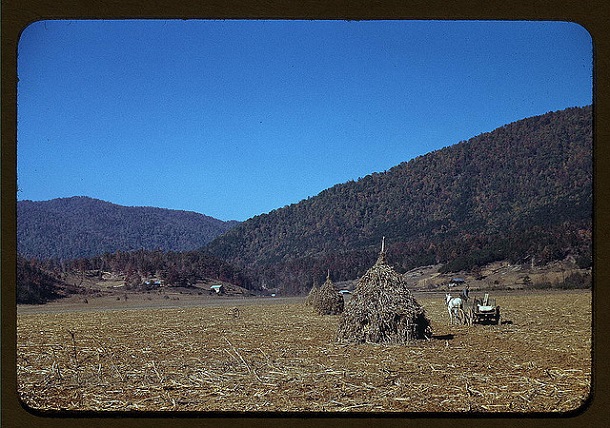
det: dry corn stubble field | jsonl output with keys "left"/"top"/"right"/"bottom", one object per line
{"left": 17, "top": 290, "right": 591, "bottom": 414}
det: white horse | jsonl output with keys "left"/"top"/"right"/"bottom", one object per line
{"left": 445, "top": 293, "right": 467, "bottom": 325}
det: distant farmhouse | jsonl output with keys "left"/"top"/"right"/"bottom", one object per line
{"left": 210, "top": 284, "right": 225, "bottom": 294}
{"left": 448, "top": 278, "right": 465, "bottom": 288}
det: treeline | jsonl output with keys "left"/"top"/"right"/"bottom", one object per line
{"left": 241, "top": 220, "right": 591, "bottom": 295}
{"left": 18, "top": 196, "right": 239, "bottom": 260}
{"left": 206, "top": 106, "right": 592, "bottom": 294}
{"left": 25, "top": 249, "right": 256, "bottom": 291}
{"left": 17, "top": 256, "right": 77, "bottom": 304}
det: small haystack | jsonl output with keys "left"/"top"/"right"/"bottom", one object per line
{"left": 314, "top": 273, "right": 344, "bottom": 315}
{"left": 305, "top": 283, "right": 319, "bottom": 306}
{"left": 336, "top": 239, "right": 432, "bottom": 344}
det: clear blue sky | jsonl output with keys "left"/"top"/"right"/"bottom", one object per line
{"left": 17, "top": 20, "right": 592, "bottom": 221}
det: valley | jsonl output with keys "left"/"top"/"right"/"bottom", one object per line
{"left": 17, "top": 289, "right": 592, "bottom": 413}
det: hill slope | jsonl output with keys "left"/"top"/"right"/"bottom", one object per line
{"left": 17, "top": 197, "right": 239, "bottom": 259}
{"left": 206, "top": 106, "right": 592, "bottom": 293}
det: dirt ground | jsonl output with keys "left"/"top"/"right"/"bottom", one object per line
{"left": 16, "top": 290, "right": 591, "bottom": 414}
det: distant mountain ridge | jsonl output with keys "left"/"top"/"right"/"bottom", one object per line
{"left": 17, "top": 106, "right": 593, "bottom": 298}
{"left": 17, "top": 196, "right": 239, "bottom": 259}
{"left": 205, "top": 106, "right": 592, "bottom": 294}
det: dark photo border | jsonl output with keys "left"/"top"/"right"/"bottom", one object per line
{"left": 3, "top": 1, "right": 608, "bottom": 427}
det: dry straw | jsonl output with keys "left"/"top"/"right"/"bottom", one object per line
{"left": 337, "top": 239, "right": 432, "bottom": 344}
{"left": 17, "top": 291, "right": 591, "bottom": 412}
{"left": 314, "top": 274, "right": 344, "bottom": 315}
{"left": 305, "top": 283, "right": 319, "bottom": 307}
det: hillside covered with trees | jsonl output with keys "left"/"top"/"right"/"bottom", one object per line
{"left": 205, "top": 106, "right": 592, "bottom": 294}
{"left": 16, "top": 256, "right": 80, "bottom": 304}
{"left": 17, "top": 196, "right": 239, "bottom": 260}
{"left": 21, "top": 248, "right": 253, "bottom": 292}
{"left": 17, "top": 106, "right": 592, "bottom": 299}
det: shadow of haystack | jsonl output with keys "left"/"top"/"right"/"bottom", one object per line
{"left": 336, "top": 239, "right": 432, "bottom": 344}
{"left": 314, "top": 273, "right": 344, "bottom": 315}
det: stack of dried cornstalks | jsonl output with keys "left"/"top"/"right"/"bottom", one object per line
{"left": 305, "top": 283, "right": 319, "bottom": 307}
{"left": 314, "top": 275, "right": 344, "bottom": 315}
{"left": 336, "top": 250, "right": 432, "bottom": 344}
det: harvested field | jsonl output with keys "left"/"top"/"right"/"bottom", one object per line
{"left": 17, "top": 291, "right": 591, "bottom": 413}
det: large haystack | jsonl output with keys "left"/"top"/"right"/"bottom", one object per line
{"left": 336, "top": 244, "right": 432, "bottom": 344}
{"left": 314, "top": 274, "right": 344, "bottom": 315}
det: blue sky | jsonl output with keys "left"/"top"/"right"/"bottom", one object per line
{"left": 17, "top": 20, "right": 592, "bottom": 221}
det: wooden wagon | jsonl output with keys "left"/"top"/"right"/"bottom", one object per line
{"left": 468, "top": 293, "right": 501, "bottom": 325}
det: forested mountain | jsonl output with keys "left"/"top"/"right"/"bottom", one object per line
{"left": 205, "top": 106, "right": 592, "bottom": 294}
{"left": 17, "top": 197, "right": 239, "bottom": 260}
{"left": 17, "top": 106, "right": 593, "bottom": 298}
